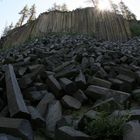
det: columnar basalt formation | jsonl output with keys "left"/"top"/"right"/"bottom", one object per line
{"left": 0, "top": 7, "right": 131, "bottom": 48}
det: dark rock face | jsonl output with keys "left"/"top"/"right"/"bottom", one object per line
{"left": 0, "top": 118, "right": 33, "bottom": 140}
{"left": 45, "top": 100, "right": 62, "bottom": 138}
{"left": 61, "top": 95, "right": 81, "bottom": 110}
{"left": 0, "top": 34, "right": 140, "bottom": 139}
{"left": 0, "top": 134, "right": 21, "bottom": 140}
{"left": 55, "top": 126, "right": 91, "bottom": 140}
{"left": 123, "top": 120, "right": 140, "bottom": 140}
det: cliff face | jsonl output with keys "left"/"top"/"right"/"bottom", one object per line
{"left": 1, "top": 7, "right": 131, "bottom": 48}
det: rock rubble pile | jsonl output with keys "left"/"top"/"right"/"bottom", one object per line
{"left": 0, "top": 34, "right": 140, "bottom": 140}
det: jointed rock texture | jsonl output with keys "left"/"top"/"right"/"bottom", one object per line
{"left": 0, "top": 34, "right": 140, "bottom": 139}
{"left": 0, "top": 7, "right": 131, "bottom": 48}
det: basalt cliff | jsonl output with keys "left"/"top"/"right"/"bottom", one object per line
{"left": 0, "top": 7, "right": 131, "bottom": 48}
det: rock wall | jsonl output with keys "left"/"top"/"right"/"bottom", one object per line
{"left": 1, "top": 7, "right": 131, "bottom": 48}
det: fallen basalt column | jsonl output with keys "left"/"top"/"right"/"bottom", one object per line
{"left": 5, "top": 64, "right": 30, "bottom": 118}
{"left": 0, "top": 118, "right": 33, "bottom": 140}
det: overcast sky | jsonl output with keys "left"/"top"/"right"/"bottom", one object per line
{"left": 0, "top": 0, "right": 139, "bottom": 36}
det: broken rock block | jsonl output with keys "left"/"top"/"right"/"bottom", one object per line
{"left": 88, "top": 76, "right": 112, "bottom": 88}
{"left": 0, "top": 134, "right": 21, "bottom": 140}
{"left": 55, "top": 126, "right": 91, "bottom": 140}
{"left": 92, "top": 98, "right": 122, "bottom": 113}
{"left": 123, "top": 120, "right": 140, "bottom": 140}
{"left": 46, "top": 75, "right": 63, "bottom": 98}
{"left": 75, "top": 71, "right": 86, "bottom": 90}
{"left": 28, "top": 106, "right": 45, "bottom": 129}
{"left": 55, "top": 67, "right": 78, "bottom": 79}
{"left": 0, "top": 106, "right": 9, "bottom": 117}
{"left": 18, "top": 74, "right": 33, "bottom": 89}
{"left": 109, "top": 78, "right": 126, "bottom": 91}
{"left": 0, "top": 118, "right": 33, "bottom": 140}
{"left": 61, "top": 95, "right": 81, "bottom": 110}
{"left": 85, "top": 85, "right": 107, "bottom": 101}
{"left": 73, "top": 89, "right": 88, "bottom": 104}
{"left": 37, "top": 92, "right": 55, "bottom": 117}
{"left": 24, "top": 90, "right": 46, "bottom": 104}
{"left": 59, "top": 78, "right": 77, "bottom": 95}
{"left": 18, "top": 67, "right": 27, "bottom": 76}
{"left": 85, "top": 85, "right": 130, "bottom": 104}
{"left": 112, "top": 109, "right": 140, "bottom": 121}
{"left": 132, "top": 89, "right": 140, "bottom": 102}
{"left": 46, "top": 100, "right": 62, "bottom": 138}
{"left": 5, "top": 64, "right": 30, "bottom": 119}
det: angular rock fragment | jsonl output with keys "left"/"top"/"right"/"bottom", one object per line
{"left": 56, "top": 115, "right": 77, "bottom": 130}
{"left": 85, "top": 85, "right": 107, "bottom": 101}
{"left": 73, "top": 89, "right": 88, "bottom": 104}
{"left": 28, "top": 64, "right": 41, "bottom": 72}
{"left": 112, "top": 109, "right": 140, "bottom": 121}
{"left": 37, "top": 92, "right": 55, "bottom": 117}
{"left": 59, "top": 78, "right": 77, "bottom": 95}
{"left": 18, "top": 67, "right": 27, "bottom": 76}
{"left": 19, "top": 65, "right": 45, "bottom": 89}
{"left": 75, "top": 71, "right": 86, "bottom": 89}
{"left": 55, "top": 67, "right": 78, "bottom": 78}
{"left": 123, "top": 120, "right": 140, "bottom": 140}
{"left": 46, "top": 100, "right": 62, "bottom": 138}
{"left": 46, "top": 75, "right": 63, "bottom": 98}
{"left": 0, "top": 118, "right": 33, "bottom": 140}
{"left": 28, "top": 106, "right": 45, "bottom": 128}
{"left": 81, "top": 57, "right": 89, "bottom": 70}
{"left": 92, "top": 98, "right": 122, "bottom": 112}
{"left": 84, "top": 110, "right": 98, "bottom": 120}
{"left": 85, "top": 85, "right": 130, "bottom": 104}
{"left": 132, "top": 89, "right": 140, "bottom": 102}
{"left": 0, "top": 134, "right": 21, "bottom": 140}
{"left": 109, "top": 78, "right": 125, "bottom": 91}
{"left": 25, "top": 90, "right": 46, "bottom": 104}
{"left": 0, "top": 106, "right": 9, "bottom": 117}
{"left": 5, "top": 64, "right": 30, "bottom": 118}
{"left": 0, "top": 97, "right": 4, "bottom": 111}
{"left": 61, "top": 95, "right": 81, "bottom": 110}
{"left": 55, "top": 126, "right": 90, "bottom": 140}
{"left": 18, "top": 74, "right": 33, "bottom": 89}
{"left": 88, "top": 76, "right": 112, "bottom": 88}
{"left": 116, "top": 74, "right": 135, "bottom": 90}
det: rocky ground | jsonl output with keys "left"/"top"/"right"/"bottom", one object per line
{"left": 0, "top": 34, "right": 140, "bottom": 140}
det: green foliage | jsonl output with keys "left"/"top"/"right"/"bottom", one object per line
{"left": 48, "top": 3, "right": 68, "bottom": 12}
{"left": 109, "top": 0, "right": 120, "bottom": 15}
{"left": 81, "top": 111, "right": 130, "bottom": 140}
{"left": 2, "top": 23, "right": 13, "bottom": 37}
{"left": 130, "top": 21, "right": 140, "bottom": 36}
{"left": 119, "top": 1, "right": 136, "bottom": 20}
{"left": 28, "top": 4, "right": 36, "bottom": 22}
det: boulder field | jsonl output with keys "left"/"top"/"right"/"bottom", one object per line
{"left": 0, "top": 34, "right": 140, "bottom": 139}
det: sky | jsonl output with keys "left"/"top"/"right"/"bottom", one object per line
{"left": 0, "top": 0, "right": 140, "bottom": 36}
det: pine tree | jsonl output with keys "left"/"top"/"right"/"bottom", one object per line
{"left": 109, "top": 0, "right": 120, "bottom": 15}
{"left": 2, "top": 23, "right": 13, "bottom": 36}
{"left": 90, "top": 0, "right": 99, "bottom": 8}
{"left": 61, "top": 3, "right": 68, "bottom": 11}
{"left": 119, "top": 0, "right": 136, "bottom": 20}
{"left": 48, "top": 3, "right": 68, "bottom": 12}
{"left": 28, "top": 4, "right": 36, "bottom": 22}
{"left": 16, "top": 5, "right": 29, "bottom": 27}
{"left": 15, "top": 17, "right": 23, "bottom": 28}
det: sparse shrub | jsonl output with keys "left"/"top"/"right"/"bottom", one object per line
{"left": 130, "top": 21, "right": 140, "bottom": 36}
{"left": 80, "top": 111, "right": 131, "bottom": 140}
